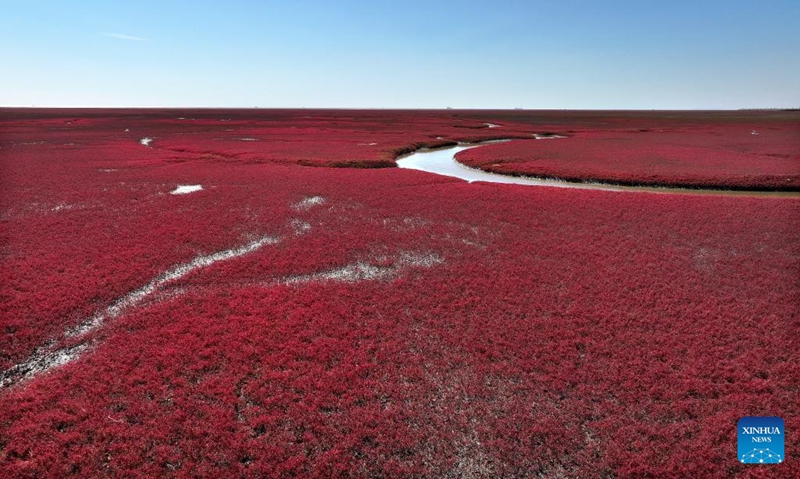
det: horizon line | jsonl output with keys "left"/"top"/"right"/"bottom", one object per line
{"left": 2, "top": 105, "right": 797, "bottom": 112}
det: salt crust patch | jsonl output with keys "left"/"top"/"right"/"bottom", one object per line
{"left": 291, "top": 196, "right": 325, "bottom": 211}
{"left": 282, "top": 251, "right": 443, "bottom": 285}
{"left": 51, "top": 203, "right": 77, "bottom": 212}
{"left": 1, "top": 236, "right": 447, "bottom": 388}
{"left": 0, "top": 236, "right": 279, "bottom": 389}
{"left": 533, "top": 134, "right": 567, "bottom": 140}
{"left": 140, "top": 137, "right": 153, "bottom": 147}
{"left": 171, "top": 185, "right": 203, "bottom": 195}
{"left": 382, "top": 216, "right": 432, "bottom": 232}
{"left": 485, "top": 123, "right": 500, "bottom": 128}
{"left": 0, "top": 343, "right": 89, "bottom": 388}
{"left": 290, "top": 219, "right": 312, "bottom": 235}
{"left": 68, "top": 236, "right": 278, "bottom": 338}
{"left": 0, "top": 199, "right": 450, "bottom": 389}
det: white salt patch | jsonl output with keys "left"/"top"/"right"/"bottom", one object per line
{"left": 0, "top": 234, "right": 281, "bottom": 388}
{"left": 398, "top": 251, "right": 444, "bottom": 268}
{"left": 382, "top": 216, "right": 432, "bottom": 232}
{"left": 125, "top": 128, "right": 130, "bottom": 132}
{"left": 290, "top": 219, "right": 312, "bottom": 235}
{"left": 1, "top": 240, "right": 441, "bottom": 389}
{"left": 0, "top": 343, "right": 89, "bottom": 389}
{"left": 485, "top": 123, "right": 501, "bottom": 128}
{"left": 238, "top": 138, "right": 257, "bottom": 141}
{"left": 284, "top": 262, "right": 391, "bottom": 284}
{"left": 51, "top": 203, "right": 76, "bottom": 212}
{"left": 281, "top": 251, "right": 443, "bottom": 286}
{"left": 292, "top": 196, "right": 325, "bottom": 211}
{"left": 140, "top": 137, "right": 153, "bottom": 147}
{"left": 751, "top": 130, "right": 759, "bottom": 135}
{"left": 170, "top": 184, "right": 203, "bottom": 195}
{"left": 68, "top": 235, "right": 279, "bottom": 338}
{"left": 533, "top": 134, "right": 567, "bottom": 140}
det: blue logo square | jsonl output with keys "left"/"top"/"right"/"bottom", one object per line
{"left": 738, "top": 417, "right": 784, "bottom": 464}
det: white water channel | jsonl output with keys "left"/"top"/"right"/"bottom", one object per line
{"left": 396, "top": 144, "right": 625, "bottom": 190}
{"left": 396, "top": 142, "right": 799, "bottom": 198}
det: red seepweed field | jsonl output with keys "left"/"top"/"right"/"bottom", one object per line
{"left": 1, "top": 109, "right": 799, "bottom": 477}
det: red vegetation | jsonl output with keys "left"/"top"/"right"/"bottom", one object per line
{"left": 1, "top": 109, "right": 799, "bottom": 477}
{"left": 457, "top": 125, "right": 800, "bottom": 191}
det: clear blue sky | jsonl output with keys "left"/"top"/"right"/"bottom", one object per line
{"left": 2, "top": 0, "right": 798, "bottom": 109}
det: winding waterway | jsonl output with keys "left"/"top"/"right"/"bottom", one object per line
{"left": 396, "top": 142, "right": 799, "bottom": 198}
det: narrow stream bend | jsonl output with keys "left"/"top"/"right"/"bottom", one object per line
{"left": 396, "top": 142, "right": 799, "bottom": 198}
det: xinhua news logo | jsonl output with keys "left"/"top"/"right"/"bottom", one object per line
{"left": 738, "top": 417, "right": 784, "bottom": 464}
